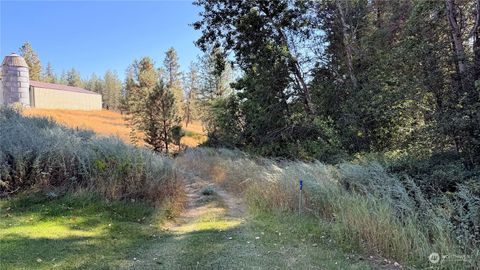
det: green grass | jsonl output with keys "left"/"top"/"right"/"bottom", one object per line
{"left": 184, "top": 130, "right": 204, "bottom": 140}
{"left": 135, "top": 188, "right": 374, "bottom": 269}
{"left": 150, "top": 213, "right": 374, "bottom": 269}
{"left": 0, "top": 189, "right": 387, "bottom": 269}
{"left": 0, "top": 192, "right": 163, "bottom": 270}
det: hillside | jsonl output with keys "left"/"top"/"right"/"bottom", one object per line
{"left": 23, "top": 108, "right": 207, "bottom": 147}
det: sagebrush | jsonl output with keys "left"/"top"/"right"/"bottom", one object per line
{"left": 0, "top": 108, "right": 183, "bottom": 207}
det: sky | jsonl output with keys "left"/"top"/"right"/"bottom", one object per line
{"left": 0, "top": 0, "right": 203, "bottom": 81}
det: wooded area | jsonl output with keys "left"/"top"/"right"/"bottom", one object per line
{"left": 194, "top": 0, "right": 480, "bottom": 163}
{"left": 192, "top": 0, "right": 480, "bottom": 195}
{"left": 21, "top": 0, "right": 480, "bottom": 196}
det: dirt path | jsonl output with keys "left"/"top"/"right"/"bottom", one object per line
{"left": 128, "top": 179, "right": 375, "bottom": 270}
{"left": 163, "top": 178, "right": 246, "bottom": 235}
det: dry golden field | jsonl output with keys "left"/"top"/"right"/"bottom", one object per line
{"left": 23, "top": 108, "right": 207, "bottom": 147}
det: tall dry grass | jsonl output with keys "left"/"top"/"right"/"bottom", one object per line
{"left": 23, "top": 108, "right": 206, "bottom": 147}
{"left": 0, "top": 108, "right": 184, "bottom": 209}
{"left": 176, "top": 148, "right": 480, "bottom": 269}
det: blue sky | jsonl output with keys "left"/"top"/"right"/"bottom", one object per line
{"left": 0, "top": 1, "right": 203, "bottom": 81}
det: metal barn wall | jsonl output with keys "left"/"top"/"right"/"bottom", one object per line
{"left": 32, "top": 86, "right": 102, "bottom": 110}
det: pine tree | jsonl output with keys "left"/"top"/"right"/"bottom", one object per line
{"left": 143, "top": 81, "right": 181, "bottom": 153}
{"left": 198, "top": 49, "right": 232, "bottom": 101}
{"left": 103, "top": 70, "right": 122, "bottom": 110}
{"left": 85, "top": 73, "right": 101, "bottom": 93}
{"left": 196, "top": 50, "right": 234, "bottom": 137}
{"left": 43, "top": 62, "right": 56, "bottom": 83}
{"left": 58, "top": 70, "right": 68, "bottom": 85}
{"left": 163, "top": 48, "right": 184, "bottom": 119}
{"left": 184, "top": 63, "right": 200, "bottom": 127}
{"left": 66, "top": 68, "right": 83, "bottom": 87}
{"left": 19, "top": 42, "right": 42, "bottom": 81}
{"left": 124, "top": 57, "right": 158, "bottom": 144}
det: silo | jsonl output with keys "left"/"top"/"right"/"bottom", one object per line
{"left": 1, "top": 53, "right": 30, "bottom": 106}
{"left": 0, "top": 66, "right": 3, "bottom": 105}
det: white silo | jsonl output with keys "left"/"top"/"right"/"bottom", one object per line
{"left": 0, "top": 66, "right": 3, "bottom": 105}
{"left": 1, "top": 53, "right": 30, "bottom": 106}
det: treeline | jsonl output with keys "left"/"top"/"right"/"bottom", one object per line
{"left": 18, "top": 42, "right": 123, "bottom": 110}
{"left": 16, "top": 41, "right": 236, "bottom": 153}
{"left": 193, "top": 1, "right": 480, "bottom": 167}
{"left": 122, "top": 47, "right": 233, "bottom": 153}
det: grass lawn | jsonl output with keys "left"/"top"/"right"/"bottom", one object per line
{"left": 0, "top": 185, "right": 386, "bottom": 270}
{"left": 0, "top": 193, "right": 161, "bottom": 270}
{"left": 167, "top": 214, "right": 375, "bottom": 269}
{"left": 1, "top": 189, "right": 376, "bottom": 270}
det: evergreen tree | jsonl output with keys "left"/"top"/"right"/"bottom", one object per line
{"left": 163, "top": 48, "right": 184, "bottom": 119}
{"left": 194, "top": 0, "right": 325, "bottom": 156}
{"left": 143, "top": 81, "right": 181, "bottom": 153}
{"left": 198, "top": 49, "right": 232, "bottom": 101}
{"left": 103, "top": 70, "right": 122, "bottom": 110}
{"left": 58, "top": 70, "right": 68, "bottom": 85}
{"left": 124, "top": 57, "right": 158, "bottom": 144}
{"left": 19, "top": 42, "right": 42, "bottom": 81}
{"left": 43, "top": 62, "right": 56, "bottom": 83}
{"left": 66, "top": 68, "right": 83, "bottom": 87}
{"left": 184, "top": 63, "right": 200, "bottom": 127}
{"left": 196, "top": 50, "right": 234, "bottom": 139}
{"left": 85, "top": 73, "right": 101, "bottom": 93}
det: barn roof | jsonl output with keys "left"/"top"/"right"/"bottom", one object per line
{"left": 30, "top": 80, "right": 101, "bottom": 95}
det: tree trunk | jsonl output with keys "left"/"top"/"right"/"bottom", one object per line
{"left": 446, "top": 0, "right": 468, "bottom": 76}
{"left": 374, "top": 0, "right": 383, "bottom": 28}
{"left": 292, "top": 59, "right": 316, "bottom": 116}
{"left": 163, "top": 119, "right": 169, "bottom": 154}
{"left": 277, "top": 30, "right": 316, "bottom": 116}
{"left": 336, "top": 1, "right": 358, "bottom": 91}
{"left": 473, "top": 0, "right": 480, "bottom": 81}
{"left": 259, "top": 4, "right": 316, "bottom": 116}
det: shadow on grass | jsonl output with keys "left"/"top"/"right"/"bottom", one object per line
{"left": 1, "top": 192, "right": 377, "bottom": 270}
{"left": 0, "top": 193, "right": 159, "bottom": 270}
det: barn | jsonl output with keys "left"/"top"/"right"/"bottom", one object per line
{"left": 0, "top": 53, "right": 102, "bottom": 110}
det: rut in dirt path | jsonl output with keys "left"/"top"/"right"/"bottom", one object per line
{"left": 128, "top": 177, "right": 249, "bottom": 269}
{"left": 165, "top": 178, "right": 246, "bottom": 233}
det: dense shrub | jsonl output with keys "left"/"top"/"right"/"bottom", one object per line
{"left": 176, "top": 148, "right": 480, "bottom": 269}
{"left": 0, "top": 108, "right": 182, "bottom": 207}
